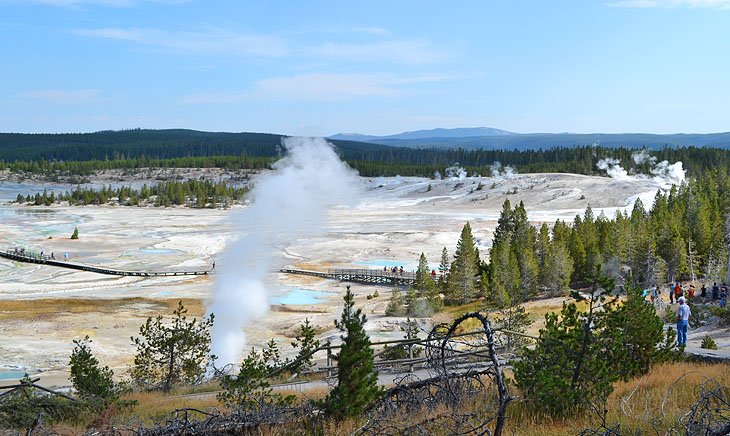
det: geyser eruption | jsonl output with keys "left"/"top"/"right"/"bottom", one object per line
{"left": 596, "top": 152, "right": 685, "bottom": 186}
{"left": 208, "top": 137, "right": 360, "bottom": 368}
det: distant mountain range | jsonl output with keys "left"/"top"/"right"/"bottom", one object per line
{"left": 329, "top": 127, "right": 730, "bottom": 150}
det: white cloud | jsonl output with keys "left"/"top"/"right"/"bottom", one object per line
{"left": 73, "top": 27, "right": 288, "bottom": 57}
{"left": 608, "top": 0, "right": 730, "bottom": 8}
{"left": 350, "top": 27, "right": 391, "bottom": 36}
{"left": 181, "top": 73, "right": 449, "bottom": 104}
{"left": 4, "top": 0, "right": 189, "bottom": 7}
{"left": 23, "top": 89, "right": 101, "bottom": 103}
{"left": 311, "top": 39, "right": 448, "bottom": 65}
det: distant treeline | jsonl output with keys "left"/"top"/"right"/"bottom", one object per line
{"left": 16, "top": 179, "right": 247, "bottom": 208}
{"left": 1, "top": 129, "right": 730, "bottom": 177}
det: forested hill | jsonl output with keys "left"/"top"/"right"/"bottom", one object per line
{"left": 0, "top": 129, "right": 393, "bottom": 162}
{"left": 2, "top": 129, "right": 730, "bottom": 178}
{"left": 333, "top": 131, "right": 730, "bottom": 150}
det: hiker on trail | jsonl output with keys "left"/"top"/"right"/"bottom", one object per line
{"left": 700, "top": 284, "right": 707, "bottom": 302}
{"left": 669, "top": 284, "right": 675, "bottom": 304}
{"left": 712, "top": 283, "right": 720, "bottom": 301}
{"left": 673, "top": 282, "right": 682, "bottom": 304}
{"left": 688, "top": 284, "right": 695, "bottom": 299}
{"left": 721, "top": 284, "right": 728, "bottom": 308}
{"left": 676, "top": 296, "right": 691, "bottom": 347}
{"left": 651, "top": 285, "right": 660, "bottom": 303}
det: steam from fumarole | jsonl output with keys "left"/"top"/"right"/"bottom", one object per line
{"left": 207, "top": 137, "right": 360, "bottom": 368}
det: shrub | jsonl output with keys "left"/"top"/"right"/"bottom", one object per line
{"left": 217, "top": 348, "right": 294, "bottom": 412}
{"left": 0, "top": 375, "right": 86, "bottom": 429}
{"left": 69, "top": 336, "right": 116, "bottom": 402}
{"left": 700, "top": 335, "right": 718, "bottom": 350}
{"left": 130, "top": 301, "right": 214, "bottom": 391}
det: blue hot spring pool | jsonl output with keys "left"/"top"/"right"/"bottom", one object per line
{"left": 0, "top": 370, "right": 27, "bottom": 381}
{"left": 271, "top": 288, "right": 332, "bottom": 306}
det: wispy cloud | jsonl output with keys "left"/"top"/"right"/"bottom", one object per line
{"left": 73, "top": 27, "right": 288, "bottom": 57}
{"left": 73, "top": 25, "right": 451, "bottom": 66}
{"left": 23, "top": 89, "right": 101, "bottom": 103}
{"left": 311, "top": 39, "right": 449, "bottom": 65}
{"left": 181, "top": 73, "right": 450, "bottom": 104}
{"left": 3, "top": 0, "right": 189, "bottom": 7}
{"left": 350, "top": 27, "right": 391, "bottom": 36}
{"left": 608, "top": 0, "right": 730, "bottom": 8}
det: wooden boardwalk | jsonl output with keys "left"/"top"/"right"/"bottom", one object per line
{"left": 0, "top": 249, "right": 211, "bottom": 277}
{"left": 280, "top": 267, "right": 417, "bottom": 286}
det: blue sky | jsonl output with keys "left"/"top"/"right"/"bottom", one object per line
{"left": 1, "top": 0, "right": 728, "bottom": 135}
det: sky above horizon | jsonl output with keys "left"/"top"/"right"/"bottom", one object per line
{"left": 1, "top": 0, "right": 728, "bottom": 136}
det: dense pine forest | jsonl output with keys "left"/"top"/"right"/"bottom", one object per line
{"left": 14, "top": 179, "right": 247, "bottom": 208}
{"left": 2, "top": 129, "right": 730, "bottom": 178}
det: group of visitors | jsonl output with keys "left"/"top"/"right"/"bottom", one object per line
{"left": 13, "top": 247, "right": 69, "bottom": 261}
{"left": 654, "top": 281, "right": 728, "bottom": 307}
{"left": 645, "top": 281, "right": 728, "bottom": 348}
{"left": 384, "top": 265, "right": 405, "bottom": 275}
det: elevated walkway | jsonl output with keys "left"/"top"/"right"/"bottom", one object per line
{"left": 280, "top": 267, "right": 417, "bottom": 286}
{"left": 1, "top": 249, "right": 210, "bottom": 277}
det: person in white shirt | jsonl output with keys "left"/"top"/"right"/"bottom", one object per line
{"left": 676, "top": 296, "right": 691, "bottom": 347}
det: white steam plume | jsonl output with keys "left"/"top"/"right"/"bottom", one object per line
{"left": 596, "top": 157, "right": 630, "bottom": 180}
{"left": 207, "top": 137, "right": 360, "bottom": 368}
{"left": 490, "top": 161, "right": 517, "bottom": 179}
{"left": 650, "top": 160, "right": 685, "bottom": 185}
{"left": 632, "top": 150, "right": 657, "bottom": 166}
{"left": 445, "top": 164, "right": 467, "bottom": 180}
{"left": 598, "top": 153, "right": 685, "bottom": 186}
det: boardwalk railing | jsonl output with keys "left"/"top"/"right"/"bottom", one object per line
{"left": 1, "top": 248, "right": 211, "bottom": 277}
{"left": 280, "top": 267, "right": 418, "bottom": 286}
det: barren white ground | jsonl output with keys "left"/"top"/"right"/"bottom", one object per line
{"left": 0, "top": 173, "right": 722, "bottom": 386}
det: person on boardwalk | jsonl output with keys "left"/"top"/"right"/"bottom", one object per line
{"left": 676, "top": 296, "right": 691, "bottom": 347}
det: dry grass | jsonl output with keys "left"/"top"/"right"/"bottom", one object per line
{"left": 506, "top": 361, "right": 730, "bottom": 435}
{"left": 0, "top": 297, "right": 205, "bottom": 321}
{"left": 45, "top": 361, "right": 726, "bottom": 434}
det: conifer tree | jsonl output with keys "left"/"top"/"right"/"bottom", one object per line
{"left": 321, "top": 286, "right": 381, "bottom": 419}
{"left": 70, "top": 226, "right": 79, "bottom": 240}
{"left": 447, "top": 222, "right": 480, "bottom": 305}
{"left": 514, "top": 272, "right": 614, "bottom": 416}
{"left": 69, "top": 336, "right": 116, "bottom": 401}
{"left": 599, "top": 286, "right": 677, "bottom": 380}
{"left": 290, "top": 318, "right": 320, "bottom": 373}
{"left": 130, "top": 301, "right": 214, "bottom": 391}
{"left": 438, "top": 247, "right": 450, "bottom": 291}
{"left": 539, "top": 238, "right": 573, "bottom": 296}
{"left": 414, "top": 252, "right": 434, "bottom": 295}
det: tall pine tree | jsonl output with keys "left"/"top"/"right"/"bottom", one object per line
{"left": 321, "top": 286, "right": 381, "bottom": 419}
{"left": 447, "top": 222, "right": 480, "bottom": 305}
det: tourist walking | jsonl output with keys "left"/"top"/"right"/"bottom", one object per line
{"left": 676, "top": 296, "right": 691, "bottom": 347}
{"left": 673, "top": 282, "right": 682, "bottom": 304}
{"left": 700, "top": 284, "right": 707, "bottom": 303}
